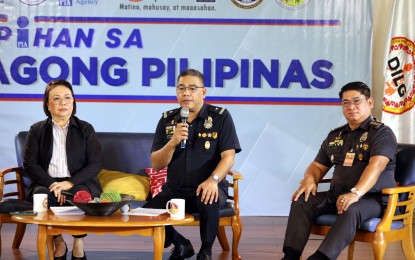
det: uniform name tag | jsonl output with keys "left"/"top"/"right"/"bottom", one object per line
{"left": 343, "top": 152, "right": 355, "bottom": 167}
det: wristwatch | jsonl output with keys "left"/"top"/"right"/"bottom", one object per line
{"left": 350, "top": 188, "right": 362, "bottom": 199}
{"left": 211, "top": 175, "right": 220, "bottom": 184}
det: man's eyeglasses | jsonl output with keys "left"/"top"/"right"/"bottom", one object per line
{"left": 341, "top": 97, "right": 367, "bottom": 107}
{"left": 176, "top": 85, "right": 204, "bottom": 94}
{"left": 49, "top": 96, "right": 74, "bottom": 104}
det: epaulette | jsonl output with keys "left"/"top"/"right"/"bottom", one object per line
{"left": 369, "top": 118, "right": 383, "bottom": 129}
{"left": 208, "top": 105, "right": 226, "bottom": 115}
{"left": 163, "top": 108, "right": 180, "bottom": 119}
{"left": 329, "top": 123, "right": 347, "bottom": 133}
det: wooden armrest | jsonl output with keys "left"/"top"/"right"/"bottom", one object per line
{"left": 0, "top": 167, "right": 25, "bottom": 200}
{"left": 318, "top": 178, "right": 332, "bottom": 184}
{"left": 376, "top": 184, "right": 415, "bottom": 232}
{"left": 0, "top": 167, "right": 24, "bottom": 177}
{"left": 227, "top": 170, "right": 243, "bottom": 215}
{"left": 227, "top": 170, "right": 243, "bottom": 181}
{"left": 382, "top": 185, "right": 415, "bottom": 195}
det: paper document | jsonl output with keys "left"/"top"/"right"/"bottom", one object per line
{"left": 50, "top": 206, "right": 85, "bottom": 215}
{"left": 124, "top": 207, "right": 167, "bottom": 216}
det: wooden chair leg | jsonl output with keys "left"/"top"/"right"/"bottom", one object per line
{"left": 217, "top": 226, "right": 230, "bottom": 251}
{"left": 0, "top": 221, "right": 3, "bottom": 258}
{"left": 347, "top": 241, "right": 355, "bottom": 260}
{"left": 371, "top": 241, "right": 387, "bottom": 260}
{"left": 401, "top": 237, "right": 415, "bottom": 259}
{"left": 231, "top": 215, "right": 242, "bottom": 260}
{"left": 12, "top": 223, "right": 26, "bottom": 249}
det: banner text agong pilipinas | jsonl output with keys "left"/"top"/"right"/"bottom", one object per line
{"left": 0, "top": 26, "right": 334, "bottom": 89}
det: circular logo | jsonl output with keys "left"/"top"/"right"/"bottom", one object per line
{"left": 42, "top": 197, "right": 48, "bottom": 209}
{"left": 276, "top": 0, "right": 311, "bottom": 10}
{"left": 19, "top": 0, "right": 46, "bottom": 5}
{"left": 231, "top": 0, "right": 263, "bottom": 9}
{"left": 382, "top": 37, "right": 415, "bottom": 115}
{"left": 169, "top": 202, "right": 179, "bottom": 214}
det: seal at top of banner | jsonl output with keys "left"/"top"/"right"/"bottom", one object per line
{"left": 382, "top": 36, "right": 415, "bottom": 115}
{"left": 19, "top": 0, "right": 46, "bottom": 5}
{"left": 231, "top": 0, "right": 263, "bottom": 9}
{"left": 276, "top": 0, "right": 311, "bottom": 10}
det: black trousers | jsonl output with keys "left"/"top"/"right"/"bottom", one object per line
{"left": 283, "top": 191, "right": 384, "bottom": 260}
{"left": 143, "top": 185, "right": 227, "bottom": 248}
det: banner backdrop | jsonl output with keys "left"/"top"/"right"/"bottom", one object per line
{"left": 0, "top": 0, "right": 372, "bottom": 216}
{"left": 382, "top": 0, "right": 415, "bottom": 143}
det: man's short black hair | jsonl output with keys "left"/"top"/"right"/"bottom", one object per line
{"left": 177, "top": 69, "right": 205, "bottom": 86}
{"left": 339, "top": 81, "right": 371, "bottom": 99}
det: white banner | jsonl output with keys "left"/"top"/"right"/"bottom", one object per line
{"left": 0, "top": 0, "right": 372, "bottom": 216}
{"left": 382, "top": 0, "right": 415, "bottom": 143}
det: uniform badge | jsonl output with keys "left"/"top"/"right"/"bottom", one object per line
{"left": 204, "top": 116, "right": 213, "bottom": 129}
{"left": 202, "top": 133, "right": 207, "bottom": 138}
{"left": 205, "top": 141, "right": 210, "bottom": 150}
{"left": 208, "top": 133, "right": 212, "bottom": 138}
{"left": 358, "top": 153, "right": 363, "bottom": 161}
{"left": 363, "top": 144, "right": 369, "bottom": 150}
{"left": 359, "top": 132, "right": 368, "bottom": 142}
{"left": 330, "top": 155, "right": 334, "bottom": 162}
{"left": 212, "top": 132, "right": 218, "bottom": 139}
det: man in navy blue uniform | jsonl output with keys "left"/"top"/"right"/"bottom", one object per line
{"left": 144, "top": 68, "right": 241, "bottom": 260}
{"left": 282, "top": 82, "right": 397, "bottom": 260}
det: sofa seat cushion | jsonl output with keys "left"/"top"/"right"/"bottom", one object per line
{"left": 314, "top": 214, "right": 404, "bottom": 232}
{"left": 0, "top": 199, "right": 32, "bottom": 213}
{"left": 97, "top": 169, "right": 150, "bottom": 201}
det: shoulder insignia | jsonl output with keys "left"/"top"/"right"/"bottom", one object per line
{"left": 208, "top": 105, "right": 226, "bottom": 115}
{"left": 163, "top": 108, "right": 180, "bottom": 119}
{"left": 369, "top": 118, "right": 383, "bottom": 129}
{"left": 330, "top": 124, "right": 347, "bottom": 133}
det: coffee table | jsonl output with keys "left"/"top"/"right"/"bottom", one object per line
{"left": 12, "top": 210, "right": 194, "bottom": 260}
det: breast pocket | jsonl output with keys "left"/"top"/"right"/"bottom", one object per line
{"left": 327, "top": 146, "right": 343, "bottom": 164}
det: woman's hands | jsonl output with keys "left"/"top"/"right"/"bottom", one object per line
{"left": 49, "top": 181, "right": 74, "bottom": 205}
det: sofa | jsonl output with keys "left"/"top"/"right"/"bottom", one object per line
{"left": 0, "top": 131, "right": 243, "bottom": 259}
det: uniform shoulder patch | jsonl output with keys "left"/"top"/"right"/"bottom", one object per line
{"left": 163, "top": 108, "right": 180, "bottom": 119}
{"left": 208, "top": 105, "right": 226, "bottom": 115}
{"left": 369, "top": 118, "right": 383, "bottom": 129}
{"left": 330, "top": 124, "right": 346, "bottom": 133}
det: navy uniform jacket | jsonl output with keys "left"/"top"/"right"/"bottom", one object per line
{"left": 152, "top": 103, "right": 241, "bottom": 191}
{"left": 314, "top": 116, "right": 397, "bottom": 196}
{"left": 24, "top": 116, "right": 103, "bottom": 198}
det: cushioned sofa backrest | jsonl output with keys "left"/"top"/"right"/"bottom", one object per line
{"left": 15, "top": 131, "right": 155, "bottom": 176}
{"left": 395, "top": 143, "right": 415, "bottom": 186}
{"left": 97, "top": 132, "right": 154, "bottom": 174}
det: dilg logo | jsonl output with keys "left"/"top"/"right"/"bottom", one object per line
{"left": 383, "top": 37, "right": 415, "bottom": 115}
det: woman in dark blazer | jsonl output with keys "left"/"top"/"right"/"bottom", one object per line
{"left": 24, "top": 79, "right": 102, "bottom": 260}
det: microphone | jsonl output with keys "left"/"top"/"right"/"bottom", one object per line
{"left": 180, "top": 107, "right": 189, "bottom": 148}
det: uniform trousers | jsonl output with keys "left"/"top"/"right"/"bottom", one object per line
{"left": 143, "top": 184, "right": 228, "bottom": 248}
{"left": 283, "top": 190, "right": 384, "bottom": 260}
